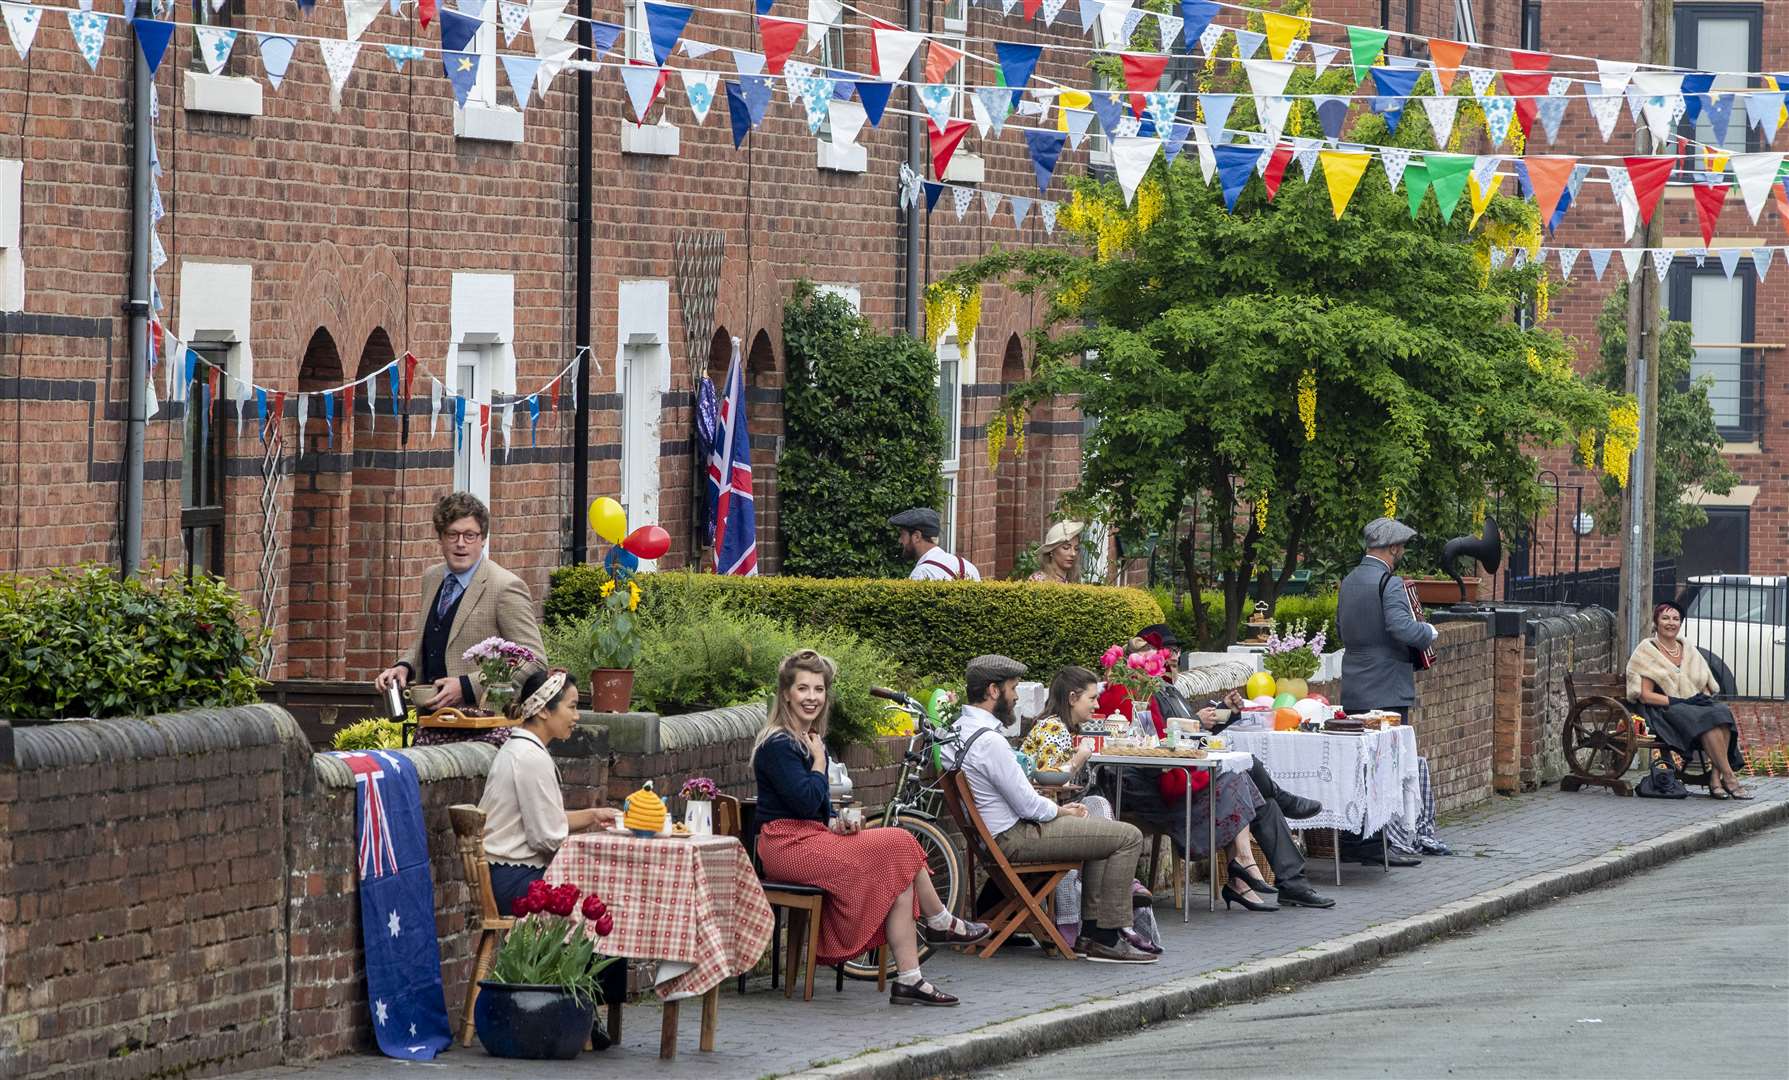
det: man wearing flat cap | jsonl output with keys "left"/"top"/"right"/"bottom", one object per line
{"left": 952, "top": 654, "right": 1155, "bottom": 963}
{"left": 889, "top": 507, "right": 982, "bottom": 581}
{"left": 1337, "top": 517, "right": 1440, "bottom": 867}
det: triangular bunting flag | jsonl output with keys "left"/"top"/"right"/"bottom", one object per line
{"left": 1380, "top": 146, "right": 1411, "bottom": 190}
{"left": 1213, "top": 144, "right": 1262, "bottom": 210}
{"left": 1402, "top": 158, "right": 1431, "bottom": 217}
{"left": 680, "top": 69, "right": 718, "bottom": 123}
{"left": 1718, "top": 247, "right": 1741, "bottom": 280}
{"left": 1481, "top": 95, "right": 1515, "bottom": 147}
{"left": 1468, "top": 172, "right": 1502, "bottom": 228}
{"left": 1308, "top": 41, "right": 1340, "bottom": 79}
{"left": 924, "top": 39, "right": 963, "bottom": 84}
{"left": 1233, "top": 28, "right": 1263, "bottom": 61}
{"left": 1369, "top": 66, "right": 1421, "bottom": 133}
{"left": 193, "top": 25, "right": 236, "bottom": 75}
{"left": 1705, "top": 92, "right": 1735, "bottom": 145}
{"left": 1318, "top": 149, "right": 1370, "bottom": 218}
{"left": 1065, "top": 108, "right": 1095, "bottom": 148}
{"left": 1261, "top": 10, "right": 1300, "bottom": 60}
{"left": 257, "top": 32, "right": 295, "bottom": 88}
{"left": 643, "top": 2, "right": 692, "bottom": 66}
{"left": 1525, "top": 156, "right": 1576, "bottom": 229}
{"left": 758, "top": 16, "right": 802, "bottom": 74}
{"left": 1178, "top": 0, "right": 1217, "bottom": 50}
{"left": 929, "top": 118, "right": 972, "bottom": 177}
{"left": 1315, "top": 96, "right": 1349, "bottom": 141}
{"left": 1500, "top": 71, "right": 1550, "bottom": 140}
{"left": 502, "top": 54, "right": 541, "bottom": 106}
{"left": 918, "top": 83, "right": 955, "bottom": 129}
{"left": 1618, "top": 247, "right": 1646, "bottom": 282}
{"left": 1121, "top": 53, "right": 1170, "bottom": 116}
{"left": 1041, "top": 0, "right": 1068, "bottom": 27}
{"left": 3, "top": 3, "right": 41, "bottom": 60}
{"left": 803, "top": 0, "right": 840, "bottom": 51}
{"left": 499, "top": 0, "right": 527, "bottom": 44}
{"left": 383, "top": 42, "right": 422, "bottom": 69}
{"left": 1465, "top": 66, "right": 1495, "bottom": 98}
{"left": 1730, "top": 152, "right": 1785, "bottom": 224}
{"left": 1243, "top": 57, "right": 1294, "bottom": 100}
{"left": 1155, "top": 12, "right": 1181, "bottom": 54}
{"left": 1597, "top": 59, "right": 1636, "bottom": 97}
{"left": 1751, "top": 247, "right": 1774, "bottom": 282}
{"left": 1747, "top": 91, "right": 1786, "bottom": 141}
{"left": 444, "top": 49, "right": 479, "bottom": 107}
{"left": 951, "top": 184, "right": 973, "bottom": 221}
{"left": 1163, "top": 121, "right": 1192, "bottom": 164}
{"left": 1110, "top": 135, "right": 1160, "bottom": 205}
{"left": 1556, "top": 247, "right": 1581, "bottom": 279}
{"left": 871, "top": 26, "right": 921, "bottom": 78}
{"left": 1588, "top": 248, "right": 1612, "bottom": 281}
{"left": 345, "top": 0, "right": 381, "bottom": 40}
{"left": 1196, "top": 22, "right": 1222, "bottom": 58}
{"left": 1422, "top": 95, "right": 1459, "bottom": 147}
{"left": 320, "top": 39, "right": 362, "bottom": 108}
{"left": 1427, "top": 37, "right": 1466, "bottom": 93}
{"left": 1586, "top": 91, "right": 1624, "bottom": 141}
{"left": 1078, "top": 0, "right": 1103, "bottom": 35}
{"left": 1199, "top": 93, "right": 1234, "bottom": 147}
{"left": 1623, "top": 156, "right": 1675, "bottom": 225}
{"left": 857, "top": 79, "right": 893, "bottom": 126}
{"left": 996, "top": 41, "right": 1042, "bottom": 90}
{"left": 1009, "top": 194, "right": 1032, "bottom": 229}
{"left": 1262, "top": 142, "right": 1294, "bottom": 199}
{"left": 130, "top": 18, "right": 173, "bottom": 76}
{"left": 1692, "top": 183, "right": 1730, "bottom": 246}
{"left": 1039, "top": 200, "right": 1059, "bottom": 234}
{"left": 1023, "top": 127, "right": 1066, "bottom": 191}
{"left": 980, "top": 188, "right": 1001, "bottom": 221}
{"left": 1346, "top": 26, "right": 1388, "bottom": 85}
{"left": 1426, "top": 153, "right": 1473, "bottom": 222}
{"left": 1536, "top": 96, "right": 1568, "bottom": 144}
{"left": 726, "top": 81, "right": 752, "bottom": 146}
{"left": 1089, "top": 90, "right": 1123, "bottom": 139}
{"left": 620, "top": 63, "right": 660, "bottom": 121}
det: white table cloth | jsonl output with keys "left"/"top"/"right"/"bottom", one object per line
{"left": 1222, "top": 728, "right": 1420, "bottom": 838}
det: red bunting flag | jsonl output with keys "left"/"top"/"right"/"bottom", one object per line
{"left": 1121, "top": 52, "right": 1170, "bottom": 117}
{"left": 1510, "top": 50, "right": 1551, "bottom": 71}
{"left": 929, "top": 118, "right": 972, "bottom": 177}
{"left": 627, "top": 57, "right": 669, "bottom": 107}
{"left": 1774, "top": 182, "right": 1789, "bottom": 239}
{"left": 1623, "top": 156, "right": 1676, "bottom": 225}
{"left": 1693, "top": 183, "right": 1730, "bottom": 246}
{"left": 1023, "top": 0, "right": 1042, "bottom": 16}
{"left": 549, "top": 376, "right": 561, "bottom": 411}
{"left": 1262, "top": 143, "right": 1295, "bottom": 200}
{"left": 1500, "top": 72, "right": 1551, "bottom": 140}
{"left": 1525, "top": 156, "right": 1577, "bottom": 227}
{"left": 759, "top": 17, "right": 804, "bottom": 74}
{"left": 418, "top": 0, "right": 435, "bottom": 29}
{"left": 401, "top": 351, "right": 417, "bottom": 400}
{"left": 207, "top": 366, "right": 221, "bottom": 420}
{"left": 479, "top": 403, "right": 491, "bottom": 457}
{"left": 271, "top": 391, "right": 287, "bottom": 446}
{"left": 924, "top": 39, "right": 963, "bottom": 84}
{"left": 1427, "top": 38, "right": 1468, "bottom": 93}
{"left": 343, "top": 384, "right": 356, "bottom": 431}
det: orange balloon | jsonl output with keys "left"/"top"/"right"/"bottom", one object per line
{"left": 1273, "top": 707, "right": 1302, "bottom": 732}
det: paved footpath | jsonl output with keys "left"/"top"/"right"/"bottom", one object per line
{"left": 242, "top": 780, "right": 1789, "bottom": 1080}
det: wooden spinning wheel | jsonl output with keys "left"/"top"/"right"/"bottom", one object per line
{"left": 1559, "top": 673, "right": 1641, "bottom": 796}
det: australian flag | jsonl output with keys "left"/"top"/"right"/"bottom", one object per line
{"left": 707, "top": 336, "right": 758, "bottom": 575}
{"left": 334, "top": 751, "right": 452, "bottom": 1060}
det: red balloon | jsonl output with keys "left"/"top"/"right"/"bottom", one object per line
{"left": 621, "top": 525, "right": 671, "bottom": 560}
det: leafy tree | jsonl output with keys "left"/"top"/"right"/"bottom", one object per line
{"left": 1586, "top": 284, "right": 1737, "bottom": 558}
{"left": 779, "top": 281, "right": 944, "bottom": 577}
{"left": 941, "top": 143, "right": 1621, "bottom": 643}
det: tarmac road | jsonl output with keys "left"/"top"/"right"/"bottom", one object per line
{"left": 973, "top": 825, "right": 1789, "bottom": 1080}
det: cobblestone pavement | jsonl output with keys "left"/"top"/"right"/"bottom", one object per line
{"left": 240, "top": 780, "right": 1789, "bottom": 1080}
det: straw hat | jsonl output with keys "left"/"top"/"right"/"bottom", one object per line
{"left": 1041, "top": 520, "right": 1085, "bottom": 553}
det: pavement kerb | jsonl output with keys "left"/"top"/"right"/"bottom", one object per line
{"left": 784, "top": 798, "right": 1789, "bottom": 1080}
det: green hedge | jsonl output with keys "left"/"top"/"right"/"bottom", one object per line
{"left": 548, "top": 568, "right": 1164, "bottom": 681}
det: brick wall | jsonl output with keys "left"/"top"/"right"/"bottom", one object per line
{"left": 1521, "top": 608, "right": 1618, "bottom": 791}
{"left": 1410, "top": 621, "right": 1496, "bottom": 814}
{"left": 0, "top": 707, "right": 609, "bottom": 1076}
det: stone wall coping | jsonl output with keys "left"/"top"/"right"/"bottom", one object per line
{"left": 5, "top": 703, "right": 306, "bottom": 769}
{"left": 1524, "top": 606, "right": 1616, "bottom": 643}
{"left": 308, "top": 741, "right": 498, "bottom": 789}
{"left": 660, "top": 702, "right": 768, "bottom": 751}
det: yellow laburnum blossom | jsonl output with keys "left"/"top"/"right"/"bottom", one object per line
{"left": 1383, "top": 490, "right": 1399, "bottom": 518}
{"left": 1603, "top": 399, "right": 1640, "bottom": 489}
{"left": 956, "top": 285, "right": 982, "bottom": 345}
{"left": 1255, "top": 493, "right": 1269, "bottom": 534}
{"left": 1297, "top": 368, "right": 1317, "bottom": 441}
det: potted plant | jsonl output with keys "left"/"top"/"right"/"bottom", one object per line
{"left": 474, "top": 881, "right": 618, "bottom": 1060}
{"left": 679, "top": 776, "right": 718, "bottom": 836}
{"left": 1261, "top": 620, "right": 1324, "bottom": 699}
{"left": 463, "top": 637, "right": 540, "bottom": 714}
{"left": 587, "top": 576, "right": 643, "bottom": 712}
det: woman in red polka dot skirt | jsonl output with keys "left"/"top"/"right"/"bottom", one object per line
{"left": 753, "top": 650, "right": 989, "bottom": 1006}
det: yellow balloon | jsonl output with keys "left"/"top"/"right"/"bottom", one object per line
{"left": 588, "top": 498, "right": 627, "bottom": 545}
{"left": 1245, "top": 672, "right": 1277, "bottom": 701}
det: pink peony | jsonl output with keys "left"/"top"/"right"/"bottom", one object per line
{"left": 1126, "top": 654, "right": 1145, "bottom": 670}
{"left": 1101, "top": 645, "right": 1124, "bottom": 668}
{"left": 1142, "top": 657, "right": 1164, "bottom": 677}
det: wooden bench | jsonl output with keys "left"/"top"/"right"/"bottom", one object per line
{"left": 1559, "top": 672, "right": 1713, "bottom": 796}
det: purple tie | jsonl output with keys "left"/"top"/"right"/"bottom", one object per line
{"left": 436, "top": 575, "right": 461, "bottom": 619}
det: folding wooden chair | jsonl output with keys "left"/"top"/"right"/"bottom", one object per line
{"left": 939, "top": 771, "right": 1079, "bottom": 960}
{"left": 448, "top": 805, "right": 516, "bottom": 1048}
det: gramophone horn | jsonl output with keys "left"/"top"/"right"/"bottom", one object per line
{"left": 1440, "top": 518, "right": 1504, "bottom": 604}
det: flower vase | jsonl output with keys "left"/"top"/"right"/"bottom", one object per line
{"left": 590, "top": 669, "right": 634, "bottom": 713}
{"left": 484, "top": 679, "right": 518, "bottom": 714}
{"left": 684, "top": 800, "right": 713, "bottom": 837}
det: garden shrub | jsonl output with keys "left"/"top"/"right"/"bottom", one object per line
{"left": 0, "top": 566, "right": 268, "bottom": 720}
{"left": 1148, "top": 587, "right": 1225, "bottom": 649}
{"left": 1273, "top": 591, "right": 1339, "bottom": 647}
{"left": 548, "top": 567, "right": 1164, "bottom": 682}
{"left": 779, "top": 281, "right": 945, "bottom": 578}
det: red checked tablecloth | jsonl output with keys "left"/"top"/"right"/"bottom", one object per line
{"left": 545, "top": 832, "right": 773, "bottom": 999}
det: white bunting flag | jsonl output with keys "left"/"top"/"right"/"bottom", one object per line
{"left": 952, "top": 183, "right": 974, "bottom": 221}
{"left": 981, "top": 188, "right": 1002, "bottom": 221}
{"left": 499, "top": 0, "right": 527, "bottom": 45}
{"left": 3, "top": 3, "right": 42, "bottom": 60}
{"left": 318, "top": 40, "right": 361, "bottom": 110}
{"left": 1040, "top": 0, "right": 1068, "bottom": 26}
{"left": 1466, "top": 67, "right": 1495, "bottom": 98}
{"left": 620, "top": 64, "right": 660, "bottom": 122}
{"left": 1718, "top": 247, "right": 1741, "bottom": 280}
{"left": 872, "top": 27, "right": 922, "bottom": 79}
{"left": 1156, "top": 12, "right": 1181, "bottom": 53}
{"left": 1110, "top": 135, "right": 1161, "bottom": 205}
{"left": 1596, "top": 59, "right": 1637, "bottom": 98}
{"left": 1010, "top": 194, "right": 1032, "bottom": 229}
{"left": 1556, "top": 247, "right": 1580, "bottom": 280}
{"left": 1607, "top": 164, "right": 1639, "bottom": 240}
{"left": 1752, "top": 247, "right": 1774, "bottom": 282}
{"left": 1618, "top": 247, "right": 1646, "bottom": 282}
{"left": 1197, "top": 22, "right": 1222, "bottom": 58}
{"left": 804, "top": 0, "right": 841, "bottom": 51}
{"left": 193, "top": 25, "right": 235, "bottom": 75}
{"left": 1586, "top": 91, "right": 1625, "bottom": 142}
{"left": 1258, "top": 95, "right": 1292, "bottom": 142}
{"left": 1649, "top": 249, "right": 1672, "bottom": 284}
{"left": 1308, "top": 41, "right": 1340, "bottom": 79}
{"left": 430, "top": 378, "right": 443, "bottom": 437}
{"left": 1039, "top": 200, "right": 1058, "bottom": 235}
{"left": 1747, "top": 91, "right": 1786, "bottom": 142}
{"left": 345, "top": 0, "right": 381, "bottom": 41}
{"left": 1730, "top": 152, "right": 1785, "bottom": 224}
{"left": 1380, "top": 146, "right": 1410, "bottom": 190}
{"left": 1243, "top": 58, "right": 1294, "bottom": 100}
{"left": 364, "top": 366, "right": 378, "bottom": 433}
{"left": 1588, "top": 248, "right": 1612, "bottom": 281}
{"left": 680, "top": 69, "right": 718, "bottom": 124}
{"left": 296, "top": 393, "right": 310, "bottom": 454}
{"left": 1422, "top": 95, "right": 1458, "bottom": 147}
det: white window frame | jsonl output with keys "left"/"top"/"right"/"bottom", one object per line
{"left": 176, "top": 260, "right": 255, "bottom": 399}
{"left": 448, "top": 273, "right": 518, "bottom": 511}
{"left": 615, "top": 281, "right": 670, "bottom": 559}
{"left": 1454, "top": 0, "right": 1479, "bottom": 45}
{"left": 935, "top": 329, "right": 971, "bottom": 553}
{"left": 814, "top": 20, "right": 847, "bottom": 140}
{"left": 623, "top": 0, "right": 654, "bottom": 63}
{"left": 941, "top": 0, "right": 967, "bottom": 33}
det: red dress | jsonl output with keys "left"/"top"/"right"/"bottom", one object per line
{"left": 1096, "top": 684, "right": 1210, "bottom": 802}
{"left": 756, "top": 820, "right": 924, "bottom": 964}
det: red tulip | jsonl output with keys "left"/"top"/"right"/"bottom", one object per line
{"left": 511, "top": 896, "right": 533, "bottom": 918}
{"left": 581, "top": 895, "right": 607, "bottom": 921}
{"left": 593, "top": 913, "right": 614, "bottom": 937}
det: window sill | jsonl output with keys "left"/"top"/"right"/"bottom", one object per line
{"left": 943, "top": 152, "right": 984, "bottom": 184}
{"left": 1720, "top": 440, "right": 1761, "bottom": 455}
{"left": 454, "top": 103, "right": 525, "bottom": 144}
{"left": 817, "top": 140, "right": 867, "bottom": 173}
{"left": 183, "top": 71, "right": 263, "bottom": 118}
{"left": 622, "top": 121, "right": 681, "bottom": 157}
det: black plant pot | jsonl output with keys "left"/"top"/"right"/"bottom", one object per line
{"left": 473, "top": 981, "right": 596, "bottom": 1060}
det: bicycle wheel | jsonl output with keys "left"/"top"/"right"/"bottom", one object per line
{"left": 839, "top": 814, "right": 965, "bottom": 981}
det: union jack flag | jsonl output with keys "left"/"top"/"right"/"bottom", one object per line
{"left": 707, "top": 336, "right": 758, "bottom": 576}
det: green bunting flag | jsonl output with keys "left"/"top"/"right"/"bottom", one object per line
{"left": 1425, "top": 153, "right": 1474, "bottom": 222}
{"left": 1402, "top": 159, "right": 1431, "bottom": 218}
{"left": 1345, "top": 26, "right": 1388, "bottom": 86}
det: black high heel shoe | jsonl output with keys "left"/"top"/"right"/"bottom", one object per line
{"left": 1221, "top": 884, "right": 1279, "bottom": 912}
{"left": 1227, "top": 861, "right": 1277, "bottom": 894}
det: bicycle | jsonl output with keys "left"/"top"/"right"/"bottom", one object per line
{"left": 837, "top": 687, "right": 968, "bottom": 981}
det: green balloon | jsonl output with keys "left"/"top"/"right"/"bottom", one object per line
{"left": 1273, "top": 692, "right": 1298, "bottom": 709}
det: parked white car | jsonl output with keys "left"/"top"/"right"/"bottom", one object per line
{"left": 1682, "top": 575, "right": 1788, "bottom": 699}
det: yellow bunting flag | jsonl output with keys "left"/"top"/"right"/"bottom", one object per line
{"left": 1468, "top": 172, "right": 1504, "bottom": 228}
{"left": 1057, "top": 88, "right": 1090, "bottom": 131}
{"left": 1262, "top": 11, "right": 1302, "bottom": 61}
{"left": 1318, "top": 149, "right": 1372, "bottom": 219}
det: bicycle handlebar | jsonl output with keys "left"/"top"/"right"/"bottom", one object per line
{"left": 868, "top": 686, "right": 908, "bottom": 703}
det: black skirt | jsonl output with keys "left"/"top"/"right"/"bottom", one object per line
{"left": 1640, "top": 700, "right": 1745, "bottom": 772}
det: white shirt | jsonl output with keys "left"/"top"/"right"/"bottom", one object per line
{"left": 953, "top": 704, "right": 1057, "bottom": 836}
{"left": 911, "top": 546, "right": 982, "bottom": 581}
{"left": 478, "top": 729, "right": 568, "bottom": 867}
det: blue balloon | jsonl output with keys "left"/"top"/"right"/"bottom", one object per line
{"left": 603, "top": 546, "right": 640, "bottom": 578}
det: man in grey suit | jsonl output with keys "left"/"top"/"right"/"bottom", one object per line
{"left": 1336, "top": 517, "right": 1440, "bottom": 867}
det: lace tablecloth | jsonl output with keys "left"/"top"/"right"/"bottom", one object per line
{"left": 1222, "top": 728, "right": 1421, "bottom": 837}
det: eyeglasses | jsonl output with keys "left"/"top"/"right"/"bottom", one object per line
{"left": 441, "top": 530, "right": 485, "bottom": 543}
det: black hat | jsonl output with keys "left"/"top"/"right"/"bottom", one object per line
{"left": 887, "top": 507, "right": 943, "bottom": 539}
{"left": 1653, "top": 597, "right": 1688, "bottom": 621}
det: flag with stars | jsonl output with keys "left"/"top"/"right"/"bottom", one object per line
{"left": 333, "top": 751, "right": 451, "bottom": 1060}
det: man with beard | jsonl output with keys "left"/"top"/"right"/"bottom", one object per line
{"left": 952, "top": 655, "right": 1155, "bottom": 964}
{"left": 888, "top": 507, "right": 982, "bottom": 581}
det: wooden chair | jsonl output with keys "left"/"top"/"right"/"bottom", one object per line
{"left": 715, "top": 794, "right": 886, "bottom": 1000}
{"left": 447, "top": 805, "right": 514, "bottom": 1048}
{"left": 1560, "top": 664, "right": 1721, "bottom": 797}
{"left": 939, "top": 771, "right": 1078, "bottom": 960}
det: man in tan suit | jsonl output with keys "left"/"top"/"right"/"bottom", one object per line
{"left": 375, "top": 492, "right": 546, "bottom": 710}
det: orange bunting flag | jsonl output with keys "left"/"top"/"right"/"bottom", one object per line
{"left": 1623, "top": 156, "right": 1676, "bottom": 225}
{"left": 759, "top": 16, "right": 804, "bottom": 75}
{"left": 1774, "top": 181, "right": 1789, "bottom": 239}
{"left": 929, "top": 118, "right": 972, "bottom": 177}
{"left": 1318, "top": 149, "right": 1371, "bottom": 218}
{"left": 1693, "top": 183, "right": 1730, "bottom": 246}
{"left": 924, "top": 39, "right": 963, "bottom": 84}
{"left": 1121, "top": 52, "right": 1170, "bottom": 117}
{"left": 1427, "top": 38, "right": 1468, "bottom": 93}
{"left": 1525, "top": 156, "right": 1577, "bottom": 226}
